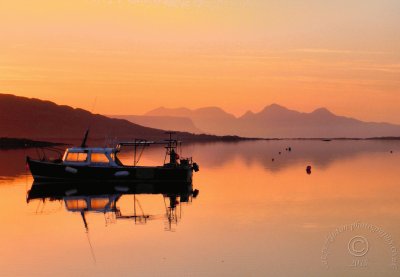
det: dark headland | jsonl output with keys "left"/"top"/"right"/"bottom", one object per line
{"left": 0, "top": 94, "right": 257, "bottom": 146}
{"left": 0, "top": 137, "right": 64, "bottom": 149}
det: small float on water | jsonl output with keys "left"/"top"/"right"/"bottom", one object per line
{"left": 26, "top": 131, "right": 199, "bottom": 183}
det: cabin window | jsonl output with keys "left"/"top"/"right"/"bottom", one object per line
{"left": 65, "top": 199, "right": 87, "bottom": 210}
{"left": 91, "top": 198, "right": 113, "bottom": 210}
{"left": 91, "top": 153, "right": 110, "bottom": 164}
{"left": 65, "top": 152, "right": 88, "bottom": 162}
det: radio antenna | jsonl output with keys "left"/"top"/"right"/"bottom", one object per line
{"left": 90, "top": 96, "right": 98, "bottom": 114}
{"left": 81, "top": 97, "right": 98, "bottom": 148}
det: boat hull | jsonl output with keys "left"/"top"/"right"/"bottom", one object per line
{"left": 27, "top": 158, "right": 193, "bottom": 183}
{"left": 27, "top": 181, "right": 194, "bottom": 201}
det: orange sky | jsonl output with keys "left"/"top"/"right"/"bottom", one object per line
{"left": 1, "top": 0, "right": 399, "bottom": 123}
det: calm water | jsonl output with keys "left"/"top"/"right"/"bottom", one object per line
{"left": 1, "top": 140, "right": 400, "bottom": 277}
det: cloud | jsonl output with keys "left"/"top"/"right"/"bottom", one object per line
{"left": 292, "top": 48, "right": 388, "bottom": 55}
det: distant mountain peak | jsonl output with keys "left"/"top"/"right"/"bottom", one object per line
{"left": 265, "top": 103, "right": 288, "bottom": 110}
{"left": 145, "top": 106, "right": 192, "bottom": 116}
{"left": 146, "top": 106, "right": 236, "bottom": 119}
{"left": 194, "top": 106, "right": 236, "bottom": 118}
{"left": 242, "top": 110, "right": 255, "bottom": 117}
{"left": 258, "top": 104, "right": 297, "bottom": 115}
{"left": 311, "top": 107, "right": 334, "bottom": 115}
{"left": 196, "top": 106, "right": 226, "bottom": 112}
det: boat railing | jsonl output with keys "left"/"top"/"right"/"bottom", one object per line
{"left": 116, "top": 138, "right": 185, "bottom": 166}
{"left": 34, "top": 146, "right": 65, "bottom": 162}
{"left": 116, "top": 140, "right": 182, "bottom": 148}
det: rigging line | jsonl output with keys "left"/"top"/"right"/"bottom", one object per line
{"left": 135, "top": 197, "right": 146, "bottom": 218}
{"left": 80, "top": 211, "right": 97, "bottom": 264}
{"left": 86, "top": 231, "right": 97, "bottom": 264}
{"left": 133, "top": 194, "right": 137, "bottom": 224}
{"left": 40, "top": 201, "right": 46, "bottom": 213}
{"left": 135, "top": 145, "right": 146, "bottom": 166}
{"left": 57, "top": 201, "right": 63, "bottom": 211}
{"left": 85, "top": 96, "right": 99, "bottom": 139}
{"left": 163, "top": 196, "right": 167, "bottom": 213}
{"left": 25, "top": 148, "right": 29, "bottom": 193}
{"left": 90, "top": 96, "right": 98, "bottom": 114}
{"left": 35, "top": 200, "right": 41, "bottom": 214}
{"left": 103, "top": 213, "right": 107, "bottom": 227}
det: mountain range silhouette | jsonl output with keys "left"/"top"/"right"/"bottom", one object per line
{"left": 2, "top": 93, "right": 400, "bottom": 140}
{"left": 119, "top": 104, "right": 400, "bottom": 138}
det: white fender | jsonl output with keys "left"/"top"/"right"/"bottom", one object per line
{"left": 65, "top": 189, "right": 78, "bottom": 196}
{"left": 114, "top": 171, "right": 130, "bottom": 177}
{"left": 65, "top": 167, "right": 78, "bottom": 174}
{"left": 114, "top": 186, "right": 129, "bottom": 192}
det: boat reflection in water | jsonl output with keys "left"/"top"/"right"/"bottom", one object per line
{"left": 27, "top": 181, "right": 199, "bottom": 231}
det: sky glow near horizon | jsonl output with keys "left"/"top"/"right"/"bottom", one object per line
{"left": 0, "top": 0, "right": 399, "bottom": 122}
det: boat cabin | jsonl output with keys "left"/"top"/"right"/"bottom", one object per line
{"left": 65, "top": 195, "right": 119, "bottom": 213}
{"left": 62, "top": 147, "right": 120, "bottom": 167}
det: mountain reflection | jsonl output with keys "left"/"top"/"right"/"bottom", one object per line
{"left": 1, "top": 140, "right": 399, "bottom": 180}
{"left": 27, "top": 181, "right": 199, "bottom": 231}
{"left": 188, "top": 140, "right": 399, "bottom": 172}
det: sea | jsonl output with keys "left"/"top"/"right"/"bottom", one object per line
{"left": 0, "top": 140, "right": 399, "bottom": 277}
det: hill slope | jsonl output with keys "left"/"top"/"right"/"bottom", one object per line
{"left": 0, "top": 94, "right": 240, "bottom": 142}
{"left": 110, "top": 115, "right": 203, "bottom": 134}
{"left": 146, "top": 106, "right": 237, "bottom": 135}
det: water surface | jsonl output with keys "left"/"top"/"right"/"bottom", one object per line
{"left": 0, "top": 140, "right": 399, "bottom": 276}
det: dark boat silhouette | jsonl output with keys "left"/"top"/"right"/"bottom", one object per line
{"left": 27, "top": 180, "right": 196, "bottom": 199}
{"left": 26, "top": 132, "right": 199, "bottom": 183}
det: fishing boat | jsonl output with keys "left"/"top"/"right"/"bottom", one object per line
{"left": 26, "top": 132, "right": 199, "bottom": 183}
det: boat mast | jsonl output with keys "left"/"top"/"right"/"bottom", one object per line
{"left": 164, "top": 131, "right": 178, "bottom": 165}
{"left": 81, "top": 129, "right": 89, "bottom": 148}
